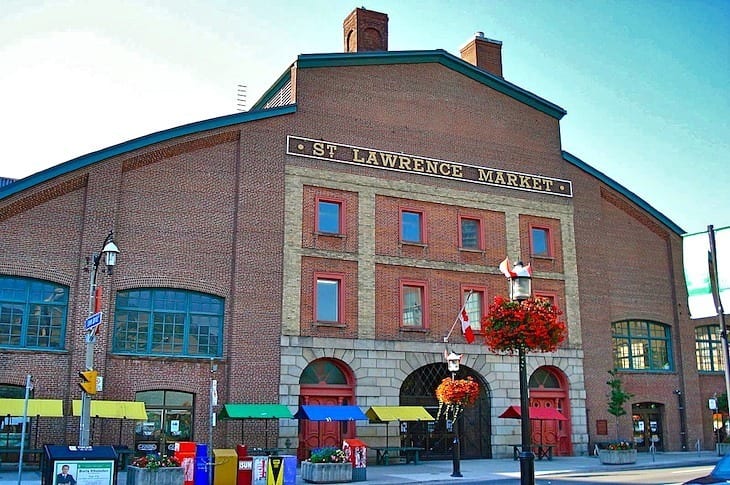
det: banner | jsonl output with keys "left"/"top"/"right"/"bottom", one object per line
{"left": 683, "top": 226, "right": 730, "bottom": 319}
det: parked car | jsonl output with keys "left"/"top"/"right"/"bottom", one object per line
{"left": 684, "top": 454, "right": 730, "bottom": 484}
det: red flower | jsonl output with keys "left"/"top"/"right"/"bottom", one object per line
{"left": 435, "top": 376, "right": 479, "bottom": 421}
{"left": 481, "top": 296, "right": 566, "bottom": 354}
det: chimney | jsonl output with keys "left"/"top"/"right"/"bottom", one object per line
{"left": 460, "top": 32, "right": 503, "bottom": 77}
{"left": 343, "top": 7, "right": 388, "bottom": 52}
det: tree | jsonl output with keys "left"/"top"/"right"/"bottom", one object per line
{"left": 606, "top": 369, "right": 634, "bottom": 440}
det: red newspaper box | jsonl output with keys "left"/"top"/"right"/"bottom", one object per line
{"left": 174, "top": 441, "right": 196, "bottom": 485}
{"left": 342, "top": 439, "right": 367, "bottom": 481}
{"left": 236, "top": 444, "right": 253, "bottom": 485}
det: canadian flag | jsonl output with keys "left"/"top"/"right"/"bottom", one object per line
{"left": 460, "top": 308, "right": 475, "bottom": 343}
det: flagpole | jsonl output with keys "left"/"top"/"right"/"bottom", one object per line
{"left": 708, "top": 225, "right": 730, "bottom": 424}
{"left": 444, "top": 290, "right": 474, "bottom": 343}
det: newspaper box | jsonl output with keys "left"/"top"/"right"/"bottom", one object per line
{"left": 343, "top": 439, "right": 367, "bottom": 481}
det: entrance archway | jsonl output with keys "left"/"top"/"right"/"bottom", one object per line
{"left": 400, "top": 363, "right": 491, "bottom": 460}
{"left": 529, "top": 366, "right": 572, "bottom": 455}
{"left": 298, "top": 358, "right": 357, "bottom": 460}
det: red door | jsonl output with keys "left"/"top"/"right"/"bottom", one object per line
{"left": 300, "top": 396, "right": 342, "bottom": 452}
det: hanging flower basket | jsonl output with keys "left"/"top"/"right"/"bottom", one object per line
{"left": 482, "top": 296, "right": 566, "bottom": 354}
{"left": 435, "top": 376, "right": 479, "bottom": 421}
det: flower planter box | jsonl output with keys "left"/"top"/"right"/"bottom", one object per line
{"left": 126, "top": 466, "right": 185, "bottom": 485}
{"left": 301, "top": 461, "right": 352, "bottom": 483}
{"left": 597, "top": 449, "right": 637, "bottom": 465}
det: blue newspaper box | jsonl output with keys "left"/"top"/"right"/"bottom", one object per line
{"left": 195, "top": 443, "right": 210, "bottom": 485}
{"left": 42, "top": 445, "right": 117, "bottom": 485}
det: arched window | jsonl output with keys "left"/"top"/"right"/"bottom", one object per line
{"left": 612, "top": 320, "right": 672, "bottom": 371}
{"left": 113, "top": 288, "right": 223, "bottom": 357}
{"left": 695, "top": 325, "right": 724, "bottom": 372}
{"left": 0, "top": 276, "right": 68, "bottom": 350}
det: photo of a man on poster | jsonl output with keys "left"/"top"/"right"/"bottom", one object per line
{"left": 55, "top": 464, "right": 77, "bottom": 484}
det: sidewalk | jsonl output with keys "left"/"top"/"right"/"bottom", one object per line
{"left": 0, "top": 450, "right": 720, "bottom": 485}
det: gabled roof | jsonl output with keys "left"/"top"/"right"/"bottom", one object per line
{"left": 563, "top": 150, "right": 684, "bottom": 235}
{"left": 0, "top": 105, "right": 296, "bottom": 201}
{"left": 253, "top": 49, "right": 567, "bottom": 120}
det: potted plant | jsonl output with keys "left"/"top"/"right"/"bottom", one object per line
{"left": 301, "top": 446, "right": 352, "bottom": 483}
{"left": 598, "top": 370, "right": 636, "bottom": 465}
{"left": 126, "top": 453, "right": 184, "bottom": 485}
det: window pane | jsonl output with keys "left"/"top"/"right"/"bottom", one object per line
{"left": 316, "top": 279, "right": 339, "bottom": 322}
{"left": 402, "top": 211, "right": 422, "bottom": 243}
{"left": 114, "top": 288, "right": 223, "bottom": 357}
{"left": 318, "top": 201, "right": 341, "bottom": 233}
{"left": 464, "top": 291, "right": 482, "bottom": 331}
{"left": 612, "top": 320, "right": 672, "bottom": 371}
{"left": 0, "top": 276, "right": 68, "bottom": 350}
{"left": 461, "top": 219, "right": 479, "bottom": 249}
{"left": 531, "top": 228, "right": 550, "bottom": 257}
{"left": 402, "top": 286, "right": 423, "bottom": 327}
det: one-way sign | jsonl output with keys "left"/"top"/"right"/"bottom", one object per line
{"left": 84, "top": 312, "right": 103, "bottom": 331}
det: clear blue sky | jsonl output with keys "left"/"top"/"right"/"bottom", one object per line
{"left": 1, "top": 0, "right": 728, "bottom": 235}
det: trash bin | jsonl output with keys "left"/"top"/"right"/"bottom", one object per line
{"left": 237, "top": 444, "right": 253, "bottom": 485}
{"left": 175, "top": 441, "right": 196, "bottom": 485}
{"left": 343, "top": 439, "right": 367, "bottom": 481}
{"left": 213, "top": 449, "right": 237, "bottom": 485}
{"left": 195, "top": 443, "right": 210, "bottom": 485}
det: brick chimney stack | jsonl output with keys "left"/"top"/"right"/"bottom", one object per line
{"left": 343, "top": 7, "right": 388, "bottom": 52}
{"left": 460, "top": 32, "right": 503, "bottom": 78}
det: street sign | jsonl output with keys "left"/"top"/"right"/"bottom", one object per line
{"left": 84, "top": 312, "right": 103, "bottom": 331}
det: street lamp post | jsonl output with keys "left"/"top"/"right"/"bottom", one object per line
{"left": 79, "top": 231, "right": 119, "bottom": 446}
{"left": 508, "top": 261, "right": 534, "bottom": 485}
{"left": 446, "top": 351, "right": 463, "bottom": 478}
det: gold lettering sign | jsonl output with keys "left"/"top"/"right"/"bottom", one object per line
{"left": 286, "top": 135, "right": 572, "bottom": 197}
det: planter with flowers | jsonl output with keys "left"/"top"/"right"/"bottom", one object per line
{"left": 597, "top": 441, "right": 637, "bottom": 465}
{"left": 301, "top": 447, "right": 351, "bottom": 483}
{"left": 126, "top": 454, "right": 183, "bottom": 485}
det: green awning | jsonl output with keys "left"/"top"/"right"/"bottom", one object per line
{"left": 365, "top": 406, "right": 435, "bottom": 423}
{"left": 72, "top": 400, "right": 147, "bottom": 419}
{"left": 219, "top": 404, "right": 293, "bottom": 420}
{"left": 0, "top": 398, "right": 63, "bottom": 417}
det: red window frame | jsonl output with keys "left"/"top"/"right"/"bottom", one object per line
{"left": 314, "top": 272, "right": 344, "bottom": 323}
{"left": 400, "top": 208, "right": 426, "bottom": 244}
{"left": 458, "top": 216, "right": 483, "bottom": 250}
{"left": 461, "top": 285, "right": 487, "bottom": 332}
{"left": 315, "top": 196, "right": 345, "bottom": 235}
{"left": 530, "top": 225, "right": 552, "bottom": 258}
{"left": 400, "top": 279, "right": 429, "bottom": 328}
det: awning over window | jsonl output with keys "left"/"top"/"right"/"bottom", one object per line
{"left": 219, "top": 404, "right": 293, "bottom": 419}
{"left": 72, "top": 400, "right": 148, "bottom": 419}
{"left": 294, "top": 405, "right": 368, "bottom": 421}
{"left": 499, "top": 405, "right": 567, "bottom": 421}
{"left": 365, "top": 406, "right": 435, "bottom": 423}
{"left": 0, "top": 399, "right": 63, "bottom": 417}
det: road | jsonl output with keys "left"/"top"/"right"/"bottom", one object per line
{"left": 534, "top": 464, "right": 715, "bottom": 485}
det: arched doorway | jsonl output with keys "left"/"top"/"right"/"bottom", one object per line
{"left": 529, "top": 366, "right": 572, "bottom": 455}
{"left": 632, "top": 402, "right": 664, "bottom": 451}
{"left": 400, "top": 363, "right": 491, "bottom": 460}
{"left": 298, "top": 358, "right": 357, "bottom": 460}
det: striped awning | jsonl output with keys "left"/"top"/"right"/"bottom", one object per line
{"left": 0, "top": 398, "right": 63, "bottom": 417}
{"left": 72, "top": 400, "right": 147, "bottom": 419}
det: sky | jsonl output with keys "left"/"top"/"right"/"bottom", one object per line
{"left": 1, "top": 0, "right": 728, "bottom": 235}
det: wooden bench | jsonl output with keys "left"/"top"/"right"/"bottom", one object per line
{"left": 372, "top": 446, "right": 424, "bottom": 465}
{"left": 512, "top": 445, "right": 554, "bottom": 461}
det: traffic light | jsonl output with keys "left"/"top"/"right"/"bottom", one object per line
{"left": 78, "top": 369, "right": 98, "bottom": 395}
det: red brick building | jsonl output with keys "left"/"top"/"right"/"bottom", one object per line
{"left": 0, "top": 8, "right": 722, "bottom": 460}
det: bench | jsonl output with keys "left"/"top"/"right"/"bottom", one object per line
{"left": 512, "top": 445, "right": 554, "bottom": 461}
{"left": 372, "top": 446, "right": 424, "bottom": 465}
